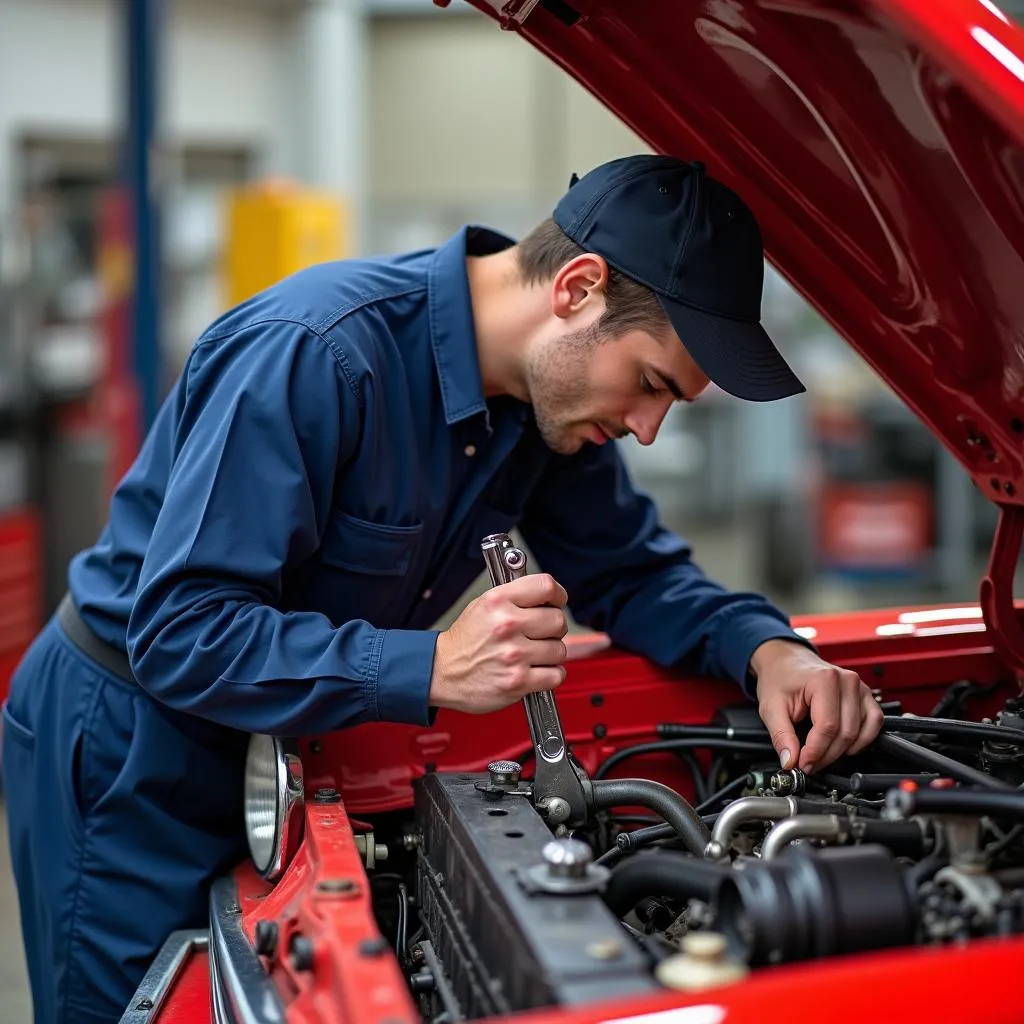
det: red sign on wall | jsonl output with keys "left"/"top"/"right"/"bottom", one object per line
{"left": 819, "top": 482, "right": 932, "bottom": 571}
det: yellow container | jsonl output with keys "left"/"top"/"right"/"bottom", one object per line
{"left": 223, "top": 181, "right": 348, "bottom": 307}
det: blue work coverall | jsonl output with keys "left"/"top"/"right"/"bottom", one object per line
{"left": 2, "top": 226, "right": 806, "bottom": 1023}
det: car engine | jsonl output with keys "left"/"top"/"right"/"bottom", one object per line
{"left": 360, "top": 536, "right": 1024, "bottom": 1023}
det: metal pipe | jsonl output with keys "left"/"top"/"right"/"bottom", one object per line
{"left": 762, "top": 815, "right": 845, "bottom": 860}
{"left": 590, "top": 778, "right": 710, "bottom": 857}
{"left": 705, "top": 796, "right": 798, "bottom": 860}
{"left": 126, "top": 0, "right": 163, "bottom": 431}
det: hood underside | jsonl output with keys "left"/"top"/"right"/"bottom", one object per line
{"left": 467, "top": 0, "right": 1024, "bottom": 505}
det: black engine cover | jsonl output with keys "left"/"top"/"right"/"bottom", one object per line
{"left": 414, "top": 772, "right": 659, "bottom": 1018}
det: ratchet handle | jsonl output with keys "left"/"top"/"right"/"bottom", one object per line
{"left": 481, "top": 533, "right": 528, "bottom": 586}
{"left": 480, "top": 534, "right": 569, "bottom": 764}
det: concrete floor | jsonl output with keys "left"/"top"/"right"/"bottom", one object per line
{"left": 0, "top": 803, "right": 32, "bottom": 1023}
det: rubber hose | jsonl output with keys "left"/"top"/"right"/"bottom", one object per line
{"left": 590, "top": 778, "right": 711, "bottom": 856}
{"left": 696, "top": 775, "right": 749, "bottom": 813}
{"left": 872, "top": 734, "right": 1015, "bottom": 791}
{"left": 594, "top": 739, "right": 773, "bottom": 781}
{"left": 993, "top": 865, "right": 1024, "bottom": 887}
{"left": 889, "top": 786, "right": 1024, "bottom": 821}
{"left": 905, "top": 851, "right": 946, "bottom": 890}
{"left": 853, "top": 820, "right": 927, "bottom": 859}
{"left": 656, "top": 724, "right": 771, "bottom": 740}
{"left": 656, "top": 715, "right": 1024, "bottom": 749}
{"left": 883, "top": 715, "right": 1024, "bottom": 747}
{"left": 617, "top": 814, "right": 722, "bottom": 853}
{"left": 849, "top": 773, "right": 938, "bottom": 793}
{"left": 603, "top": 849, "right": 729, "bottom": 917}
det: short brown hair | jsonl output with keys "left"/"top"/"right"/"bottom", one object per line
{"left": 516, "top": 219, "right": 670, "bottom": 337}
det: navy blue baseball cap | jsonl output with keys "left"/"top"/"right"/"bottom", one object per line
{"left": 552, "top": 155, "right": 805, "bottom": 402}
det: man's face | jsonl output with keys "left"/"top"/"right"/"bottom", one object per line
{"left": 525, "top": 318, "right": 711, "bottom": 455}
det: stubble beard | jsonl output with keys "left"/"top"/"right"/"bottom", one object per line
{"left": 525, "top": 325, "right": 602, "bottom": 455}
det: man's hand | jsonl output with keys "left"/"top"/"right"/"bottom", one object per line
{"left": 429, "top": 573, "right": 569, "bottom": 715}
{"left": 751, "top": 639, "right": 884, "bottom": 772}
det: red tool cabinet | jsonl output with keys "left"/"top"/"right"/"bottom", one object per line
{"left": 0, "top": 509, "right": 42, "bottom": 706}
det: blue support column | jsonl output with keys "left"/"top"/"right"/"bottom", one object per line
{"left": 125, "top": 0, "right": 162, "bottom": 431}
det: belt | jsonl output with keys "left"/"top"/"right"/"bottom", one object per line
{"left": 57, "top": 593, "right": 135, "bottom": 683}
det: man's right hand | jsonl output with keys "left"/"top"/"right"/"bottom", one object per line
{"left": 429, "top": 573, "right": 569, "bottom": 715}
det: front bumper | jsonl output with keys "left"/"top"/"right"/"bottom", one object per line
{"left": 120, "top": 877, "right": 284, "bottom": 1024}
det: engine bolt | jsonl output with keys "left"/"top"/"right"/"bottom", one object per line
{"left": 543, "top": 838, "right": 593, "bottom": 879}
{"left": 289, "top": 935, "right": 315, "bottom": 972}
{"left": 769, "top": 769, "right": 806, "bottom": 797}
{"left": 487, "top": 760, "right": 523, "bottom": 788}
{"left": 410, "top": 969, "right": 436, "bottom": 993}
{"left": 539, "top": 796, "right": 572, "bottom": 824}
{"left": 254, "top": 920, "right": 279, "bottom": 957}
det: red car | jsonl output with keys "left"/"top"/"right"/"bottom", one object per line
{"left": 124, "top": 2, "right": 1024, "bottom": 1022}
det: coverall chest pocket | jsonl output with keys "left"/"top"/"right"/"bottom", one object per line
{"left": 321, "top": 511, "right": 424, "bottom": 577}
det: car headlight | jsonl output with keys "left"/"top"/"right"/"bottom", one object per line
{"left": 244, "top": 734, "right": 305, "bottom": 881}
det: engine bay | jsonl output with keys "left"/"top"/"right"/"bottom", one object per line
{"left": 227, "top": 533, "right": 1024, "bottom": 1024}
{"left": 359, "top": 685, "right": 1024, "bottom": 1022}
{"left": 329, "top": 530, "right": 1024, "bottom": 1023}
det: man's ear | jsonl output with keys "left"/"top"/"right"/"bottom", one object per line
{"left": 550, "top": 253, "right": 608, "bottom": 319}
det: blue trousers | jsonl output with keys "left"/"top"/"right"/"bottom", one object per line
{"left": 3, "top": 618, "right": 249, "bottom": 1024}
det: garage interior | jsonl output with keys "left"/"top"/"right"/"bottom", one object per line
{"left": 3, "top": 0, "right": 1024, "bottom": 1019}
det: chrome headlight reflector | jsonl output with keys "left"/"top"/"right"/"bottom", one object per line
{"left": 244, "top": 734, "right": 304, "bottom": 881}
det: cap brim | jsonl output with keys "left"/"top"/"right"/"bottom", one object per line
{"left": 659, "top": 296, "right": 806, "bottom": 402}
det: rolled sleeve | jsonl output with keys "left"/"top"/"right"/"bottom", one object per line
{"left": 714, "top": 610, "right": 817, "bottom": 699}
{"left": 371, "top": 628, "right": 440, "bottom": 726}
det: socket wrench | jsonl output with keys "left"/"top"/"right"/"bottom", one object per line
{"left": 478, "top": 533, "right": 711, "bottom": 851}
{"left": 481, "top": 533, "right": 589, "bottom": 826}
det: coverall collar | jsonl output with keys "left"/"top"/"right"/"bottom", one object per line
{"left": 428, "top": 225, "right": 516, "bottom": 427}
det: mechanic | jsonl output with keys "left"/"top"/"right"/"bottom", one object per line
{"left": 3, "top": 154, "right": 883, "bottom": 1023}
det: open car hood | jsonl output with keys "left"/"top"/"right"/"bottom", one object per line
{"left": 465, "top": 0, "right": 1024, "bottom": 496}
{"left": 465, "top": 0, "right": 1024, "bottom": 670}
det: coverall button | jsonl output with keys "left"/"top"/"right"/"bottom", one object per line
{"left": 464, "top": 444, "right": 477, "bottom": 457}
{"left": 422, "top": 589, "right": 432, "bottom": 600}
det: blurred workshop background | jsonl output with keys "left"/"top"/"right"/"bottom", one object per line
{"left": 1, "top": 0, "right": 1024, "bottom": 1016}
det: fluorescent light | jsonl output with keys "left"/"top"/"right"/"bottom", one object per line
{"left": 898, "top": 607, "right": 982, "bottom": 624}
{"left": 978, "top": 0, "right": 1011, "bottom": 25}
{"left": 972, "top": 25, "right": 1024, "bottom": 82}
{"left": 876, "top": 623, "right": 917, "bottom": 636}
